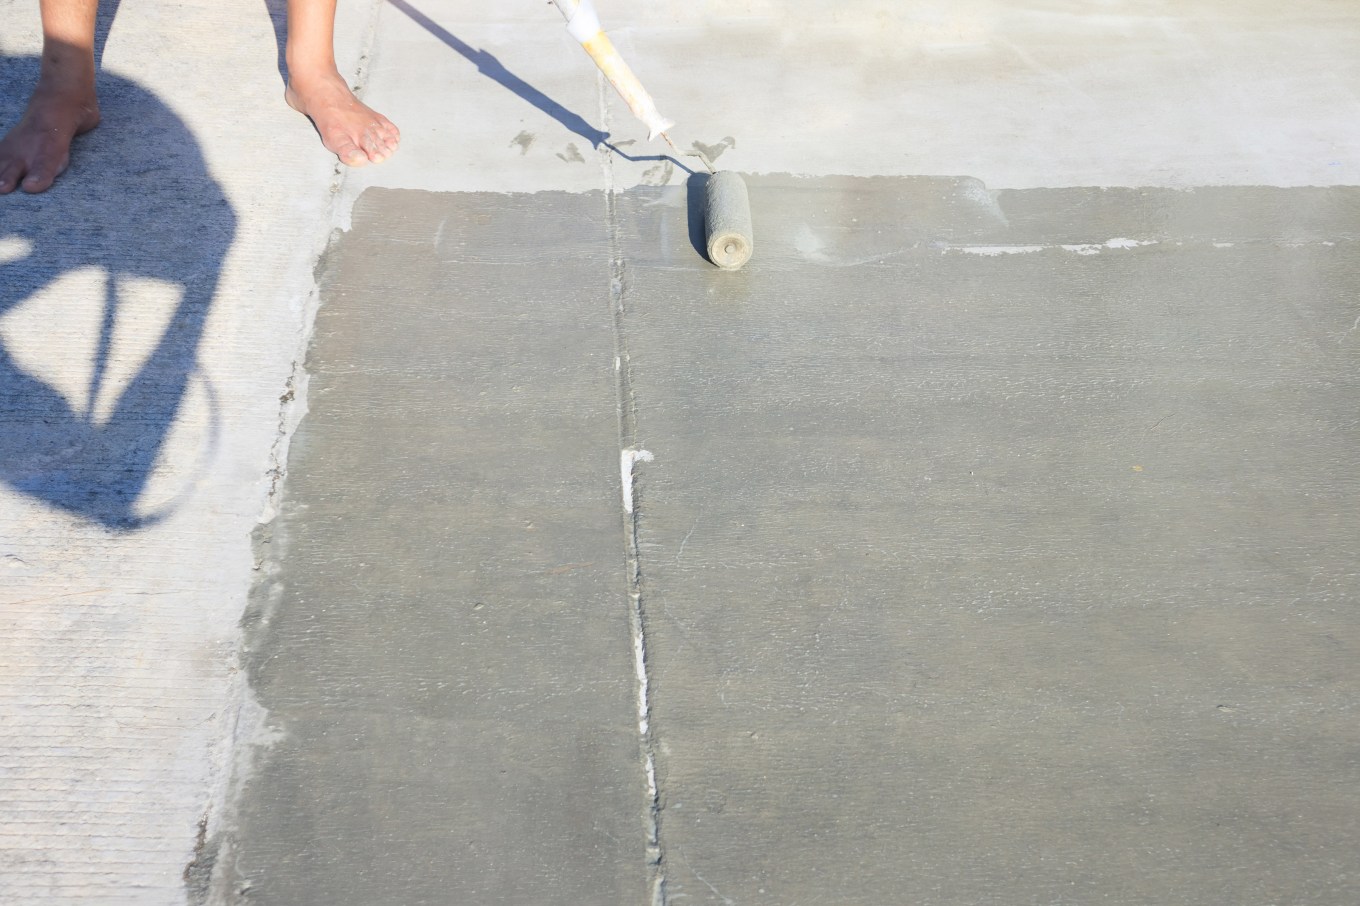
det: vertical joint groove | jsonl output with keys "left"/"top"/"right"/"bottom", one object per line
{"left": 599, "top": 71, "right": 668, "bottom": 905}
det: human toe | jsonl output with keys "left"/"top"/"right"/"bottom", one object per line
{"left": 334, "top": 136, "right": 370, "bottom": 168}
{"left": 0, "top": 160, "right": 23, "bottom": 194}
{"left": 364, "top": 123, "right": 400, "bottom": 163}
{"left": 362, "top": 136, "right": 392, "bottom": 163}
{"left": 21, "top": 157, "right": 65, "bottom": 193}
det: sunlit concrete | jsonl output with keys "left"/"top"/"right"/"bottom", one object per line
{"left": 2, "top": 2, "right": 1358, "bottom": 904}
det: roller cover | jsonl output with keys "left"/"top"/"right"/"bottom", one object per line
{"left": 705, "top": 172, "right": 754, "bottom": 270}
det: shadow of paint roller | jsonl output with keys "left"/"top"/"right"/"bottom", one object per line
{"left": 550, "top": 0, "right": 754, "bottom": 269}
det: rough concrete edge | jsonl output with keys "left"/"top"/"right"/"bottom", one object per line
{"left": 188, "top": 217, "right": 346, "bottom": 905}
{"left": 186, "top": 361, "right": 313, "bottom": 906}
{"left": 182, "top": 2, "right": 388, "bottom": 901}
{"left": 186, "top": 228, "right": 340, "bottom": 906}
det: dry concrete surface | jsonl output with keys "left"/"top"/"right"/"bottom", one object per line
{"left": 2, "top": 2, "right": 1358, "bottom": 905}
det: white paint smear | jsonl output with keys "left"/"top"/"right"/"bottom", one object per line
{"left": 1056, "top": 238, "right": 1158, "bottom": 254}
{"left": 958, "top": 239, "right": 1159, "bottom": 256}
{"left": 621, "top": 448, "right": 654, "bottom": 514}
{"left": 959, "top": 245, "right": 1045, "bottom": 256}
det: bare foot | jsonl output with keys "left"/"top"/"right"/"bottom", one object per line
{"left": 0, "top": 87, "right": 101, "bottom": 194}
{"left": 285, "top": 72, "right": 399, "bottom": 167}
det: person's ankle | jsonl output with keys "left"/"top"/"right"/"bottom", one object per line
{"left": 26, "top": 80, "right": 100, "bottom": 126}
{"left": 285, "top": 50, "right": 343, "bottom": 86}
{"left": 30, "top": 78, "right": 98, "bottom": 105}
{"left": 37, "top": 45, "right": 97, "bottom": 95}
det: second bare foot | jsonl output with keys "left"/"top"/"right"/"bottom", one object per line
{"left": 285, "top": 72, "right": 399, "bottom": 168}
{"left": 0, "top": 87, "right": 101, "bottom": 194}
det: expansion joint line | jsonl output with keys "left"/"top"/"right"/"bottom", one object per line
{"left": 598, "top": 70, "right": 668, "bottom": 906}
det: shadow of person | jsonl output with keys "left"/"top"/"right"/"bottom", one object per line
{"left": 0, "top": 54, "right": 235, "bottom": 532}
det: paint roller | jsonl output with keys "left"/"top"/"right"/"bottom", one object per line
{"left": 550, "top": 0, "right": 753, "bottom": 270}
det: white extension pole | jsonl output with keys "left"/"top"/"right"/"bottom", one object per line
{"left": 550, "top": 0, "right": 676, "bottom": 140}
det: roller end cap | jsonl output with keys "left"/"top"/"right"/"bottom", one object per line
{"left": 703, "top": 171, "right": 754, "bottom": 270}
{"left": 707, "top": 232, "right": 753, "bottom": 270}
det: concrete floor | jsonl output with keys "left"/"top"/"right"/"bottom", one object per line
{"left": 2, "top": 2, "right": 1359, "bottom": 904}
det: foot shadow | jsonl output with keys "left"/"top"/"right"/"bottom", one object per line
{"left": 0, "top": 53, "right": 235, "bottom": 531}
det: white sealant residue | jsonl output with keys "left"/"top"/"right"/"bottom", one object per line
{"left": 960, "top": 245, "right": 1045, "bottom": 256}
{"left": 957, "top": 239, "right": 1160, "bottom": 256}
{"left": 793, "top": 224, "right": 829, "bottom": 261}
{"left": 620, "top": 448, "right": 654, "bottom": 514}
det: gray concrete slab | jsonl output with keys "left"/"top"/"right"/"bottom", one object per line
{"left": 617, "top": 178, "right": 1360, "bottom": 903}
{"left": 220, "top": 177, "right": 1360, "bottom": 903}
{"left": 5, "top": 1, "right": 1360, "bottom": 902}
{"left": 214, "top": 191, "right": 649, "bottom": 905}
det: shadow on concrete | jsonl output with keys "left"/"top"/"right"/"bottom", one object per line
{"left": 385, "top": 0, "right": 696, "bottom": 174}
{"left": 260, "top": 0, "right": 290, "bottom": 82}
{"left": 0, "top": 47, "right": 235, "bottom": 531}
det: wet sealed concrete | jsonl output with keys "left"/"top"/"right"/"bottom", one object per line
{"left": 625, "top": 178, "right": 1360, "bottom": 904}
{"left": 228, "top": 179, "right": 1359, "bottom": 903}
{"left": 221, "top": 194, "right": 647, "bottom": 904}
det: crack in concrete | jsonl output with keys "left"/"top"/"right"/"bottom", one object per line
{"left": 678, "top": 846, "right": 736, "bottom": 906}
{"left": 256, "top": 370, "right": 299, "bottom": 526}
{"left": 598, "top": 69, "right": 668, "bottom": 906}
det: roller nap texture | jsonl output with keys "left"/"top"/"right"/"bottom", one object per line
{"left": 705, "top": 172, "right": 754, "bottom": 269}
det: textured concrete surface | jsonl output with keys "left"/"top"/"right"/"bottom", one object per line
{"left": 1, "top": 0, "right": 351, "bottom": 901}
{"left": 3, "top": 1, "right": 1360, "bottom": 904}
{"left": 623, "top": 178, "right": 1360, "bottom": 904}
{"left": 216, "top": 192, "right": 647, "bottom": 904}
{"left": 217, "top": 181, "right": 1360, "bottom": 904}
